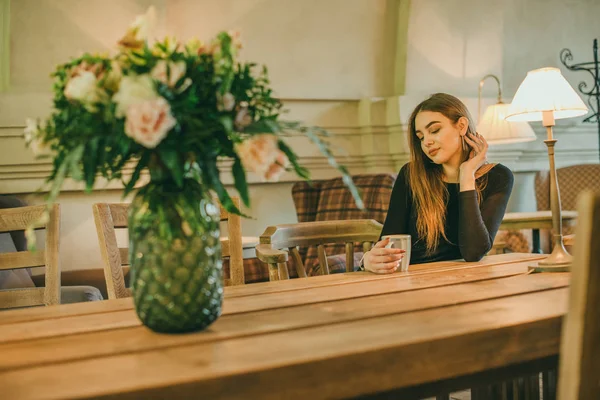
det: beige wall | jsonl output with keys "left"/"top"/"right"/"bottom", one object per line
{"left": 1, "top": 0, "right": 405, "bottom": 271}
{"left": 1, "top": 0, "right": 599, "bottom": 272}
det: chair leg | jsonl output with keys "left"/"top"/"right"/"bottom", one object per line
{"left": 267, "top": 263, "right": 279, "bottom": 281}
{"left": 277, "top": 262, "right": 290, "bottom": 280}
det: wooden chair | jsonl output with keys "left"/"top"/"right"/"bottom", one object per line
{"left": 220, "top": 197, "right": 244, "bottom": 286}
{"left": 93, "top": 197, "right": 245, "bottom": 300}
{"left": 558, "top": 191, "right": 600, "bottom": 400}
{"left": 255, "top": 219, "right": 383, "bottom": 281}
{"left": 0, "top": 204, "right": 60, "bottom": 308}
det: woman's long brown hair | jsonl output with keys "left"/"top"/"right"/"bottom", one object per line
{"left": 407, "top": 93, "right": 488, "bottom": 254}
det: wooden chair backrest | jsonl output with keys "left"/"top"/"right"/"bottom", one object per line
{"left": 93, "top": 203, "right": 131, "bottom": 300}
{"left": 220, "top": 198, "right": 244, "bottom": 286}
{"left": 258, "top": 219, "right": 382, "bottom": 280}
{"left": 558, "top": 191, "right": 600, "bottom": 400}
{"left": 93, "top": 198, "right": 244, "bottom": 299}
{"left": 0, "top": 204, "right": 60, "bottom": 308}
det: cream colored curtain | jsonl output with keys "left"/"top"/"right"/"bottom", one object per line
{"left": 0, "top": 0, "right": 9, "bottom": 92}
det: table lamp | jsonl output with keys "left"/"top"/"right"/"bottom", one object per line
{"left": 477, "top": 74, "right": 537, "bottom": 144}
{"left": 506, "top": 67, "right": 588, "bottom": 272}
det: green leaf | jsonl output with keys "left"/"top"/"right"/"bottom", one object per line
{"left": 204, "top": 162, "right": 250, "bottom": 217}
{"left": 159, "top": 148, "right": 184, "bottom": 188}
{"left": 278, "top": 140, "right": 310, "bottom": 180}
{"left": 67, "top": 145, "right": 85, "bottom": 182}
{"left": 303, "top": 126, "right": 365, "bottom": 210}
{"left": 123, "top": 153, "right": 150, "bottom": 197}
{"left": 219, "top": 115, "right": 233, "bottom": 134}
{"left": 83, "top": 138, "right": 100, "bottom": 192}
{"left": 243, "top": 119, "right": 281, "bottom": 134}
{"left": 231, "top": 156, "right": 250, "bottom": 207}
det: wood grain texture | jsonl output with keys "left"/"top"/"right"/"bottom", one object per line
{"left": 0, "top": 288, "right": 45, "bottom": 309}
{"left": 119, "top": 248, "right": 130, "bottom": 265}
{"left": 94, "top": 198, "right": 247, "bottom": 297}
{"left": 0, "top": 251, "right": 45, "bottom": 270}
{"left": 290, "top": 247, "right": 307, "bottom": 278}
{"left": 43, "top": 204, "right": 61, "bottom": 306}
{"left": 225, "top": 253, "right": 547, "bottom": 299}
{"left": 346, "top": 242, "right": 354, "bottom": 273}
{"left": 0, "top": 255, "right": 543, "bottom": 324}
{"left": 108, "top": 203, "right": 129, "bottom": 228}
{"left": 93, "top": 203, "right": 129, "bottom": 300}
{"left": 0, "top": 288, "right": 567, "bottom": 400}
{"left": 0, "top": 204, "right": 60, "bottom": 309}
{"left": 258, "top": 219, "right": 382, "bottom": 281}
{"left": 260, "top": 219, "right": 383, "bottom": 248}
{"left": 222, "top": 261, "right": 546, "bottom": 315}
{"left": 500, "top": 210, "right": 578, "bottom": 231}
{"left": 225, "top": 197, "right": 244, "bottom": 286}
{"left": 317, "top": 244, "right": 329, "bottom": 275}
{"left": 220, "top": 239, "right": 230, "bottom": 257}
{"left": 0, "top": 204, "right": 47, "bottom": 232}
{"left": 558, "top": 192, "right": 600, "bottom": 400}
{"left": 277, "top": 262, "right": 290, "bottom": 280}
{"left": 0, "top": 273, "right": 568, "bottom": 374}
{"left": 0, "top": 297, "right": 134, "bottom": 326}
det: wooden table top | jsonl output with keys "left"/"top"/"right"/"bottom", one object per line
{"left": 500, "top": 210, "right": 578, "bottom": 230}
{"left": 0, "top": 253, "right": 568, "bottom": 399}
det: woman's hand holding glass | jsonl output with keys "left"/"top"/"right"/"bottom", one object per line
{"left": 363, "top": 237, "right": 405, "bottom": 274}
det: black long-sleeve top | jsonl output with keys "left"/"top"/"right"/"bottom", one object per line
{"left": 380, "top": 163, "right": 514, "bottom": 264}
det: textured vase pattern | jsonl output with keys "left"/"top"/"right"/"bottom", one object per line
{"left": 129, "top": 179, "right": 223, "bottom": 333}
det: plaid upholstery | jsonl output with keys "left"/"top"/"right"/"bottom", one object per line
{"left": 291, "top": 181, "right": 323, "bottom": 223}
{"left": 292, "top": 174, "right": 396, "bottom": 276}
{"left": 535, "top": 164, "right": 600, "bottom": 252}
{"left": 499, "top": 164, "right": 600, "bottom": 254}
{"left": 536, "top": 164, "right": 600, "bottom": 213}
{"left": 223, "top": 258, "right": 270, "bottom": 284}
{"left": 495, "top": 230, "right": 532, "bottom": 253}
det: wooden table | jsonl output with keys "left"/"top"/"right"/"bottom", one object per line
{"left": 500, "top": 210, "right": 578, "bottom": 253}
{"left": 0, "top": 253, "right": 568, "bottom": 399}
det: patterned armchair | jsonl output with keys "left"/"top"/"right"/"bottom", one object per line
{"left": 291, "top": 174, "right": 396, "bottom": 275}
{"left": 535, "top": 164, "right": 600, "bottom": 253}
{"left": 498, "top": 164, "right": 600, "bottom": 254}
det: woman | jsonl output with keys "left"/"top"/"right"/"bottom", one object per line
{"left": 361, "top": 93, "right": 514, "bottom": 274}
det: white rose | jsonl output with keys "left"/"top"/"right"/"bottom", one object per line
{"left": 24, "top": 118, "right": 49, "bottom": 156}
{"left": 235, "top": 134, "right": 290, "bottom": 182}
{"left": 151, "top": 60, "right": 187, "bottom": 88}
{"left": 113, "top": 74, "right": 157, "bottom": 118}
{"left": 234, "top": 107, "right": 253, "bottom": 130}
{"left": 124, "top": 97, "right": 176, "bottom": 148}
{"left": 218, "top": 92, "right": 235, "bottom": 112}
{"left": 64, "top": 71, "right": 103, "bottom": 110}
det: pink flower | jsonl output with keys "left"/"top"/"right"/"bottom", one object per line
{"left": 236, "top": 134, "right": 290, "bottom": 182}
{"left": 264, "top": 151, "right": 289, "bottom": 182}
{"left": 151, "top": 60, "right": 187, "bottom": 88}
{"left": 234, "top": 107, "right": 253, "bottom": 130}
{"left": 124, "top": 97, "right": 176, "bottom": 148}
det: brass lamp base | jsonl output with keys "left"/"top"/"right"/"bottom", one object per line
{"left": 528, "top": 235, "right": 572, "bottom": 273}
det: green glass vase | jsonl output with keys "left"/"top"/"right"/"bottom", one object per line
{"left": 128, "top": 177, "right": 223, "bottom": 333}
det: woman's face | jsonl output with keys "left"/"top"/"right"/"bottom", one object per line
{"left": 414, "top": 111, "right": 466, "bottom": 165}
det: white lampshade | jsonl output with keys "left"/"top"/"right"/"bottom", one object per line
{"left": 506, "top": 67, "right": 588, "bottom": 122}
{"left": 477, "top": 102, "right": 536, "bottom": 144}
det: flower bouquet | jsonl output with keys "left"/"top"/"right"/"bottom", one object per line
{"left": 25, "top": 7, "right": 362, "bottom": 333}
